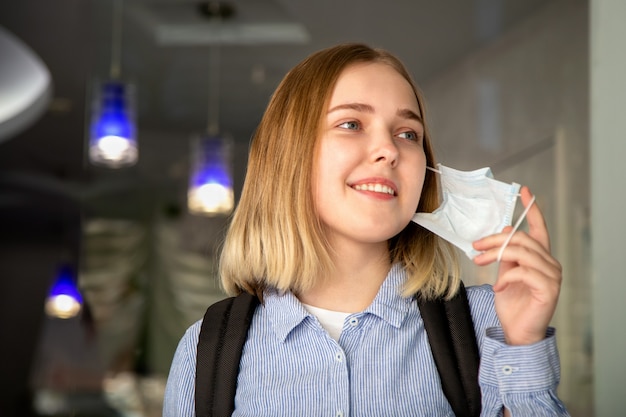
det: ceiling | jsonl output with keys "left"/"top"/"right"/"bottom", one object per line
{"left": 0, "top": 0, "right": 550, "bottom": 222}
{"left": 0, "top": 0, "right": 553, "bottom": 413}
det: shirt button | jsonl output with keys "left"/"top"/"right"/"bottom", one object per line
{"left": 502, "top": 365, "right": 513, "bottom": 375}
{"left": 335, "top": 352, "right": 343, "bottom": 362}
{"left": 349, "top": 317, "right": 359, "bottom": 327}
{"left": 336, "top": 411, "right": 344, "bottom": 417}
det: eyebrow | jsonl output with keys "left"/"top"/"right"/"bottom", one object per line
{"left": 327, "top": 102, "right": 423, "bottom": 123}
{"left": 397, "top": 108, "right": 423, "bottom": 123}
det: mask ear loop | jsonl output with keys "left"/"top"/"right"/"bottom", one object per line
{"left": 496, "top": 195, "right": 536, "bottom": 262}
{"left": 426, "top": 166, "right": 441, "bottom": 174}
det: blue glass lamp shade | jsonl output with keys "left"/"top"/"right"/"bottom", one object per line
{"left": 89, "top": 80, "right": 138, "bottom": 167}
{"left": 45, "top": 265, "right": 83, "bottom": 319}
{"left": 188, "top": 135, "right": 235, "bottom": 216}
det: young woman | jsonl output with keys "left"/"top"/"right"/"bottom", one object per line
{"left": 163, "top": 43, "right": 568, "bottom": 416}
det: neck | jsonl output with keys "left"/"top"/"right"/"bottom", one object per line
{"left": 298, "top": 240, "right": 391, "bottom": 313}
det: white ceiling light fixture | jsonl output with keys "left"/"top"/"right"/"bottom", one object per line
{"left": 188, "top": 2, "right": 235, "bottom": 217}
{"left": 0, "top": 25, "right": 52, "bottom": 143}
{"left": 126, "top": 0, "right": 310, "bottom": 46}
{"left": 88, "top": 0, "right": 139, "bottom": 168}
{"left": 46, "top": 264, "right": 83, "bottom": 320}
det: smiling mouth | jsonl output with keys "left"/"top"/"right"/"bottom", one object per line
{"left": 352, "top": 183, "right": 396, "bottom": 196}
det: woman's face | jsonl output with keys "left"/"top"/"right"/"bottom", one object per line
{"left": 313, "top": 62, "right": 427, "bottom": 252}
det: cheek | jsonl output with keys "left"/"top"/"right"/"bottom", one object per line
{"left": 414, "top": 181, "right": 425, "bottom": 212}
{"left": 406, "top": 155, "right": 427, "bottom": 211}
{"left": 406, "top": 179, "right": 424, "bottom": 214}
{"left": 311, "top": 143, "right": 337, "bottom": 211}
{"left": 316, "top": 140, "right": 353, "bottom": 184}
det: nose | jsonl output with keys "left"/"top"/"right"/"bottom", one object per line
{"left": 370, "top": 131, "right": 399, "bottom": 168}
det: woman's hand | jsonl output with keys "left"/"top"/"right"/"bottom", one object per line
{"left": 472, "top": 186, "right": 562, "bottom": 345}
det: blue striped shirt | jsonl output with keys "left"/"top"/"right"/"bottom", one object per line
{"left": 163, "top": 264, "right": 569, "bottom": 416}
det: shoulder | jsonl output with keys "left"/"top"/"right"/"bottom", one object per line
{"left": 187, "top": 318, "right": 203, "bottom": 340}
{"left": 163, "top": 319, "right": 203, "bottom": 415}
{"left": 465, "top": 283, "right": 496, "bottom": 317}
{"left": 464, "top": 283, "right": 500, "bottom": 342}
{"left": 465, "top": 283, "right": 495, "bottom": 306}
{"left": 176, "top": 319, "right": 203, "bottom": 363}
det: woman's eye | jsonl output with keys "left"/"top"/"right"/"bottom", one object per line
{"left": 338, "top": 121, "right": 360, "bottom": 130}
{"left": 397, "top": 131, "right": 419, "bottom": 141}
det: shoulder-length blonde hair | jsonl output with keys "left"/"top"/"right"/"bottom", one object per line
{"left": 220, "top": 43, "right": 459, "bottom": 300}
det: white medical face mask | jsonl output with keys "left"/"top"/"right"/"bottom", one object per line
{"left": 412, "top": 164, "right": 534, "bottom": 260}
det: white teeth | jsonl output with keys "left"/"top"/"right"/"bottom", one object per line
{"left": 353, "top": 183, "right": 395, "bottom": 195}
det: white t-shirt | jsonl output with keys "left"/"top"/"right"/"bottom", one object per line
{"left": 302, "top": 303, "right": 350, "bottom": 341}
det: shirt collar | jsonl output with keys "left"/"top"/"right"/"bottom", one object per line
{"left": 362, "top": 263, "right": 413, "bottom": 328}
{"left": 263, "top": 263, "right": 412, "bottom": 342}
{"left": 264, "top": 288, "right": 311, "bottom": 343}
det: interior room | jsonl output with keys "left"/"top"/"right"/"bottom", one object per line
{"left": 1, "top": 0, "right": 624, "bottom": 416}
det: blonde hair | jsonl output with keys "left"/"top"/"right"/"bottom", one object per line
{"left": 220, "top": 43, "right": 459, "bottom": 300}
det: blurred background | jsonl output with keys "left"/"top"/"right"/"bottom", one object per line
{"left": 1, "top": 0, "right": 624, "bottom": 416}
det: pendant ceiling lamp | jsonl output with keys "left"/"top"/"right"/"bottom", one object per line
{"left": 0, "top": 25, "right": 52, "bottom": 144}
{"left": 188, "top": 133, "right": 234, "bottom": 216}
{"left": 188, "top": 3, "right": 234, "bottom": 216}
{"left": 45, "top": 264, "right": 83, "bottom": 319}
{"left": 88, "top": 0, "right": 138, "bottom": 168}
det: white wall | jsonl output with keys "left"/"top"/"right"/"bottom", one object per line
{"left": 421, "top": 0, "right": 591, "bottom": 414}
{"left": 590, "top": 0, "right": 626, "bottom": 415}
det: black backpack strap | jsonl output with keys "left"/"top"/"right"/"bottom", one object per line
{"left": 195, "top": 292, "right": 259, "bottom": 417}
{"left": 417, "top": 282, "right": 481, "bottom": 417}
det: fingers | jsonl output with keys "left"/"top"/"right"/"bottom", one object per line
{"left": 486, "top": 243, "right": 561, "bottom": 281}
{"left": 473, "top": 224, "right": 563, "bottom": 296}
{"left": 473, "top": 229, "right": 560, "bottom": 269}
{"left": 474, "top": 238, "right": 562, "bottom": 284}
{"left": 492, "top": 258, "right": 562, "bottom": 303}
{"left": 473, "top": 186, "right": 555, "bottom": 262}
{"left": 520, "top": 186, "right": 551, "bottom": 252}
